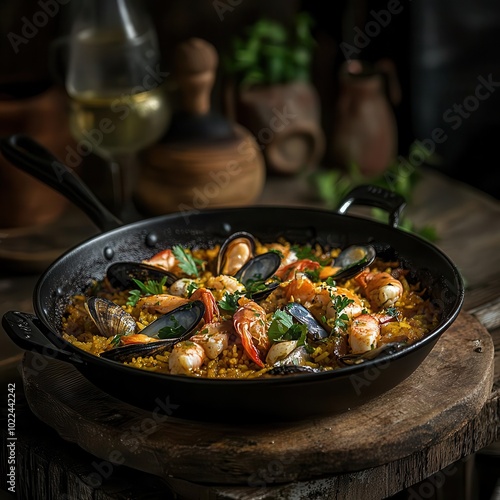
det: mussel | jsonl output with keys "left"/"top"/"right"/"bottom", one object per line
{"left": 99, "top": 301, "right": 205, "bottom": 362}
{"left": 235, "top": 252, "right": 281, "bottom": 300}
{"left": 85, "top": 297, "right": 136, "bottom": 338}
{"left": 285, "top": 303, "right": 329, "bottom": 340}
{"left": 106, "top": 262, "right": 178, "bottom": 290}
{"left": 338, "top": 341, "right": 407, "bottom": 365}
{"left": 330, "top": 244, "right": 376, "bottom": 281}
{"left": 216, "top": 231, "right": 255, "bottom": 276}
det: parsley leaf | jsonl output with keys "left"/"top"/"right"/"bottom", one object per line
{"left": 325, "top": 277, "right": 336, "bottom": 287}
{"left": 158, "top": 315, "right": 186, "bottom": 339}
{"left": 268, "top": 309, "right": 307, "bottom": 346}
{"left": 126, "top": 276, "right": 167, "bottom": 306}
{"left": 172, "top": 245, "right": 200, "bottom": 277}
{"left": 218, "top": 291, "right": 245, "bottom": 313}
{"left": 186, "top": 281, "right": 199, "bottom": 297}
{"left": 331, "top": 294, "right": 355, "bottom": 331}
{"left": 305, "top": 268, "right": 321, "bottom": 282}
{"left": 385, "top": 307, "right": 398, "bottom": 318}
{"left": 109, "top": 334, "right": 122, "bottom": 347}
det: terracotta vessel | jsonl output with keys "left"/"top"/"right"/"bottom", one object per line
{"left": 0, "top": 81, "right": 74, "bottom": 228}
{"left": 136, "top": 38, "right": 265, "bottom": 215}
{"left": 330, "top": 59, "right": 400, "bottom": 178}
{"left": 230, "top": 81, "right": 325, "bottom": 175}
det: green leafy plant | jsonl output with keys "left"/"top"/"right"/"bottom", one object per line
{"left": 309, "top": 142, "right": 439, "bottom": 242}
{"left": 224, "top": 12, "right": 315, "bottom": 86}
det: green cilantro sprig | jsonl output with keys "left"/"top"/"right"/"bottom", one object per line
{"left": 172, "top": 245, "right": 203, "bottom": 277}
{"left": 331, "top": 294, "right": 354, "bottom": 331}
{"left": 126, "top": 276, "right": 168, "bottom": 307}
{"left": 158, "top": 316, "right": 186, "bottom": 339}
{"left": 268, "top": 309, "right": 307, "bottom": 345}
{"left": 218, "top": 291, "right": 245, "bottom": 314}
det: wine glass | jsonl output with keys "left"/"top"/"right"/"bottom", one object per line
{"left": 65, "top": 0, "right": 170, "bottom": 221}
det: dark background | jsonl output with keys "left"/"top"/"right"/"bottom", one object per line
{"left": 1, "top": 0, "right": 499, "bottom": 198}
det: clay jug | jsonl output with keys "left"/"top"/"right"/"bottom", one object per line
{"left": 330, "top": 59, "right": 400, "bottom": 178}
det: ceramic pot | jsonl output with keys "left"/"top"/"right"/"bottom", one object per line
{"left": 330, "top": 60, "right": 400, "bottom": 178}
{"left": 232, "top": 81, "right": 325, "bottom": 175}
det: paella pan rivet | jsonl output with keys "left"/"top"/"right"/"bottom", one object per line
{"left": 145, "top": 232, "right": 158, "bottom": 247}
{"left": 103, "top": 247, "right": 114, "bottom": 260}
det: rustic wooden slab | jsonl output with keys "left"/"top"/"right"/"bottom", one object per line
{"left": 22, "top": 312, "right": 494, "bottom": 490}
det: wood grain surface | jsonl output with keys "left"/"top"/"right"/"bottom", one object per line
{"left": 22, "top": 312, "right": 494, "bottom": 488}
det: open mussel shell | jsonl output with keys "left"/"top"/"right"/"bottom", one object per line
{"left": 234, "top": 252, "right": 282, "bottom": 300}
{"left": 339, "top": 342, "right": 407, "bottom": 365}
{"left": 106, "top": 262, "right": 177, "bottom": 290}
{"left": 285, "top": 303, "right": 329, "bottom": 340}
{"left": 100, "top": 301, "right": 206, "bottom": 363}
{"left": 331, "top": 244, "right": 376, "bottom": 280}
{"left": 235, "top": 252, "right": 281, "bottom": 285}
{"left": 216, "top": 231, "right": 256, "bottom": 276}
{"left": 85, "top": 297, "right": 136, "bottom": 338}
{"left": 139, "top": 300, "right": 205, "bottom": 339}
{"left": 100, "top": 340, "right": 173, "bottom": 363}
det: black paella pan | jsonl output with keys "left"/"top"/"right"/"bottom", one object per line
{"left": 0, "top": 135, "right": 464, "bottom": 422}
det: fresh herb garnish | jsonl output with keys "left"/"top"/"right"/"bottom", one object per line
{"left": 325, "top": 277, "right": 336, "bottom": 287}
{"left": 158, "top": 316, "right": 186, "bottom": 339}
{"left": 385, "top": 307, "right": 398, "bottom": 318}
{"left": 305, "top": 268, "right": 321, "bottom": 282}
{"left": 268, "top": 309, "right": 307, "bottom": 346}
{"left": 172, "top": 245, "right": 201, "bottom": 277}
{"left": 186, "top": 281, "right": 199, "bottom": 297}
{"left": 126, "top": 276, "right": 168, "bottom": 306}
{"left": 291, "top": 245, "right": 330, "bottom": 265}
{"left": 110, "top": 334, "right": 122, "bottom": 347}
{"left": 331, "top": 294, "right": 354, "bottom": 331}
{"left": 245, "top": 277, "right": 267, "bottom": 295}
{"left": 218, "top": 291, "right": 245, "bottom": 313}
{"left": 269, "top": 249, "right": 284, "bottom": 259}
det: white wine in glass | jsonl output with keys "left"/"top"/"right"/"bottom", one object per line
{"left": 65, "top": 0, "right": 169, "bottom": 219}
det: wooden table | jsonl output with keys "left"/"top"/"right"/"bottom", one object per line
{"left": 0, "top": 167, "right": 499, "bottom": 499}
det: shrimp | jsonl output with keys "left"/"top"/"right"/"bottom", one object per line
{"left": 189, "top": 288, "right": 219, "bottom": 323}
{"left": 348, "top": 313, "right": 396, "bottom": 354}
{"left": 267, "top": 243, "right": 297, "bottom": 267}
{"left": 119, "top": 333, "right": 157, "bottom": 345}
{"left": 283, "top": 274, "right": 364, "bottom": 322}
{"left": 168, "top": 341, "right": 206, "bottom": 375}
{"left": 190, "top": 321, "right": 231, "bottom": 359}
{"left": 355, "top": 270, "right": 403, "bottom": 308}
{"left": 233, "top": 300, "right": 270, "bottom": 368}
{"left": 348, "top": 314, "right": 380, "bottom": 354}
{"left": 206, "top": 275, "right": 245, "bottom": 300}
{"left": 143, "top": 249, "right": 179, "bottom": 273}
{"left": 137, "top": 288, "right": 218, "bottom": 323}
{"left": 137, "top": 294, "right": 188, "bottom": 315}
{"left": 274, "top": 259, "right": 320, "bottom": 281}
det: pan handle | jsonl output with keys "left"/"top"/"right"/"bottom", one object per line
{"left": 0, "top": 134, "right": 122, "bottom": 232}
{"left": 2, "top": 311, "right": 84, "bottom": 365}
{"left": 337, "top": 185, "right": 406, "bottom": 228}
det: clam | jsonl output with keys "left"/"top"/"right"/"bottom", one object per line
{"left": 100, "top": 300, "right": 206, "bottom": 362}
{"left": 106, "top": 262, "right": 177, "bottom": 290}
{"left": 330, "top": 244, "right": 376, "bottom": 281}
{"left": 285, "top": 303, "right": 329, "bottom": 340}
{"left": 216, "top": 231, "right": 255, "bottom": 276}
{"left": 339, "top": 341, "right": 407, "bottom": 365}
{"left": 85, "top": 297, "right": 137, "bottom": 338}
